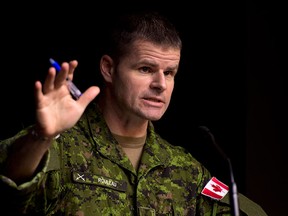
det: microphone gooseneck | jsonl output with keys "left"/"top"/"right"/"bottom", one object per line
{"left": 198, "top": 126, "right": 240, "bottom": 216}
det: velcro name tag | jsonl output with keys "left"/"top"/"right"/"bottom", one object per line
{"left": 72, "top": 171, "right": 127, "bottom": 192}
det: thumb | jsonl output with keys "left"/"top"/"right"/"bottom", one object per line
{"left": 77, "top": 86, "right": 100, "bottom": 107}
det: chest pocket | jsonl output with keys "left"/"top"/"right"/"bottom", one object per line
{"left": 52, "top": 171, "right": 131, "bottom": 215}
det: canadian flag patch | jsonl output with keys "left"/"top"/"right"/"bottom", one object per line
{"left": 201, "top": 177, "right": 229, "bottom": 200}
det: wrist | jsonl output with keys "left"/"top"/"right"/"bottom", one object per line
{"left": 30, "top": 128, "right": 54, "bottom": 141}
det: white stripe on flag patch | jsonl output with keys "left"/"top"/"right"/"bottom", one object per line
{"left": 201, "top": 177, "right": 229, "bottom": 200}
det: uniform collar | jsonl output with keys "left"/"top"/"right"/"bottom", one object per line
{"left": 80, "top": 102, "right": 172, "bottom": 176}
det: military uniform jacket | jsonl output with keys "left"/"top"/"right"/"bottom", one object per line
{"left": 0, "top": 102, "right": 232, "bottom": 215}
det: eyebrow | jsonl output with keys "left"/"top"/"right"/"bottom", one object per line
{"left": 136, "top": 59, "right": 179, "bottom": 71}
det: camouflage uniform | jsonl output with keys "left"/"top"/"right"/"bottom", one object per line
{"left": 0, "top": 102, "right": 235, "bottom": 215}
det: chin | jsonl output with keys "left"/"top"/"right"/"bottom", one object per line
{"left": 148, "top": 117, "right": 161, "bottom": 121}
{"left": 145, "top": 113, "right": 163, "bottom": 121}
{"left": 139, "top": 108, "right": 165, "bottom": 121}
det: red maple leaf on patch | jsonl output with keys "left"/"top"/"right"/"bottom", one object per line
{"left": 211, "top": 184, "right": 222, "bottom": 192}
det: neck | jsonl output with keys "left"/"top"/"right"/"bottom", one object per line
{"left": 98, "top": 94, "right": 148, "bottom": 137}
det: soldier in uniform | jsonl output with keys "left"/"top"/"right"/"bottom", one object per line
{"left": 0, "top": 10, "right": 267, "bottom": 215}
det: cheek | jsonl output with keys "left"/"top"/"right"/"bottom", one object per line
{"left": 167, "top": 82, "right": 174, "bottom": 96}
{"left": 120, "top": 79, "right": 135, "bottom": 93}
{"left": 122, "top": 76, "right": 144, "bottom": 90}
{"left": 165, "top": 84, "right": 174, "bottom": 102}
{"left": 115, "top": 78, "right": 138, "bottom": 100}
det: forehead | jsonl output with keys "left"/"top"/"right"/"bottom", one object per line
{"left": 126, "top": 40, "right": 181, "bottom": 62}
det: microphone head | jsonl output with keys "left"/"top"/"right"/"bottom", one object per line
{"left": 198, "top": 125, "right": 210, "bottom": 133}
{"left": 198, "top": 125, "right": 228, "bottom": 160}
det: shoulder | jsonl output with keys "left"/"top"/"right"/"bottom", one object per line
{"left": 220, "top": 193, "right": 268, "bottom": 216}
{"left": 153, "top": 131, "right": 209, "bottom": 173}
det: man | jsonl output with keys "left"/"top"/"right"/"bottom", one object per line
{"left": 0, "top": 11, "right": 267, "bottom": 215}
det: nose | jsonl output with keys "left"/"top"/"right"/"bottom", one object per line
{"left": 150, "top": 72, "right": 167, "bottom": 91}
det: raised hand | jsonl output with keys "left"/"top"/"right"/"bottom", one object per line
{"left": 34, "top": 60, "right": 100, "bottom": 139}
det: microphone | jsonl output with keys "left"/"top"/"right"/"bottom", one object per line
{"left": 198, "top": 126, "right": 240, "bottom": 216}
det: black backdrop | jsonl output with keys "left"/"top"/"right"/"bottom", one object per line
{"left": 1, "top": 1, "right": 286, "bottom": 215}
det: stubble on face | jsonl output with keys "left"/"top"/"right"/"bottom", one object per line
{"left": 111, "top": 40, "right": 181, "bottom": 122}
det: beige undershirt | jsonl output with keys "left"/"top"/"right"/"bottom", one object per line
{"left": 112, "top": 133, "right": 146, "bottom": 170}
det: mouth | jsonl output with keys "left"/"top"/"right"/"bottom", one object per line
{"left": 143, "top": 97, "right": 165, "bottom": 107}
{"left": 144, "top": 97, "right": 164, "bottom": 103}
{"left": 149, "top": 98, "right": 163, "bottom": 102}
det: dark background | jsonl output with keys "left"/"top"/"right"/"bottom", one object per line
{"left": 1, "top": 1, "right": 286, "bottom": 215}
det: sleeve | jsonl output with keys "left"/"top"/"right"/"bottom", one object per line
{"left": 0, "top": 130, "right": 55, "bottom": 215}
{"left": 195, "top": 164, "right": 232, "bottom": 215}
{"left": 220, "top": 192, "right": 269, "bottom": 216}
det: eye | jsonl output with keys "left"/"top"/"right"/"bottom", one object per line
{"left": 139, "top": 66, "right": 152, "bottom": 73}
{"left": 164, "top": 70, "right": 175, "bottom": 77}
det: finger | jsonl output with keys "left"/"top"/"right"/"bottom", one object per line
{"left": 43, "top": 68, "right": 56, "bottom": 94}
{"left": 77, "top": 86, "right": 100, "bottom": 107}
{"left": 54, "top": 62, "right": 70, "bottom": 87}
{"left": 67, "top": 60, "right": 78, "bottom": 81}
{"left": 34, "top": 81, "right": 44, "bottom": 108}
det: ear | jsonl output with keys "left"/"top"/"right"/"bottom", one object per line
{"left": 100, "top": 55, "right": 114, "bottom": 83}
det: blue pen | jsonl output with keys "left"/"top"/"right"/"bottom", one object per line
{"left": 49, "top": 58, "right": 82, "bottom": 99}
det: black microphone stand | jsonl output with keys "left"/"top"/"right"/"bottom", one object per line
{"left": 199, "top": 126, "right": 240, "bottom": 216}
{"left": 227, "top": 158, "right": 240, "bottom": 216}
